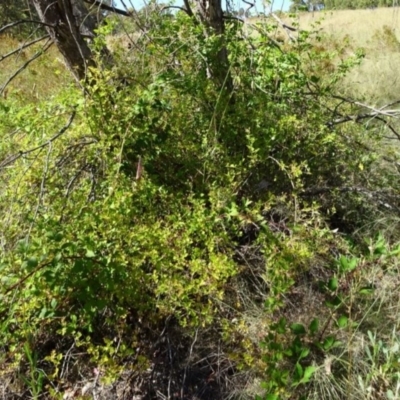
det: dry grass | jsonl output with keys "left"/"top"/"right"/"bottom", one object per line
{"left": 250, "top": 8, "right": 400, "bottom": 105}
{"left": 286, "top": 8, "right": 400, "bottom": 105}
{"left": 0, "top": 35, "right": 72, "bottom": 104}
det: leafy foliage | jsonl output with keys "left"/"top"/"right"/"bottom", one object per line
{"left": 0, "top": 7, "right": 400, "bottom": 400}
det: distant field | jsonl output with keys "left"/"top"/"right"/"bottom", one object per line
{"left": 284, "top": 8, "right": 400, "bottom": 105}
{"left": 2, "top": 8, "right": 400, "bottom": 106}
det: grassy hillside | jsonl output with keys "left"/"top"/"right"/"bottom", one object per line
{"left": 286, "top": 8, "right": 400, "bottom": 104}
{"left": 0, "top": 35, "right": 72, "bottom": 104}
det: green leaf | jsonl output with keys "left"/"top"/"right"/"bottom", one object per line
{"left": 309, "top": 318, "right": 319, "bottom": 335}
{"left": 322, "top": 336, "right": 335, "bottom": 351}
{"left": 27, "top": 257, "right": 38, "bottom": 269}
{"left": 301, "top": 365, "right": 317, "bottom": 383}
{"left": 299, "top": 347, "right": 310, "bottom": 359}
{"left": 50, "top": 299, "right": 57, "bottom": 309}
{"left": 85, "top": 250, "right": 95, "bottom": 258}
{"left": 294, "top": 362, "right": 303, "bottom": 380}
{"left": 325, "top": 295, "right": 342, "bottom": 308}
{"left": 337, "top": 315, "right": 348, "bottom": 328}
{"left": 265, "top": 394, "right": 280, "bottom": 400}
{"left": 328, "top": 276, "right": 338, "bottom": 291}
{"left": 339, "top": 256, "right": 357, "bottom": 272}
{"left": 359, "top": 286, "right": 374, "bottom": 295}
{"left": 39, "top": 307, "right": 47, "bottom": 319}
{"left": 290, "top": 323, "right": 306, "bottom": 335}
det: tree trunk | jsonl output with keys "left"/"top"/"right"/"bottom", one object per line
{"left": 31, "top": 0, "right": 96, "bottom": 82}
{"left": 196, "top": 0, "right": 233, "bottom": 92}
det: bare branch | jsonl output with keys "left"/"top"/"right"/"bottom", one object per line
{"left": 271, "top": 13, "right": 296, "bottom": 42}
{"left": 83, "top": 0, "right": 131, "bottom": 17}
{"left": 0, "top": 19, "right": 54, "bottom": 35}
{"left": 161, "top": 5, "right": 191, "bottom": 15}
{"left": 0, "top": 111, "right": 77, "bottom": 170}
{"left": 0, "top": 35, "right": 50, "bottom": 63}
{"left": 223, "top": 15, "right": 245, "bottom": 23}
{"left": 332, "top": 95, "right": 400, "bottom": 117}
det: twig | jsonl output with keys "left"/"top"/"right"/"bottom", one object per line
{"left": 0, "top": 111, "right": 76, "bottom": 169}
{"left": 332, "top": 95, "right": 400, "bottom": 117}
{"left": 0, "top": 20, "right": 54, "bottom": 35}
{"left": 223, "top": 15, "right": 245, "bottom": 23}
{"left": 4, "top": 259, "right": 54, "bottom": 295}
{"left": 327, "top": 113, "right": 400, "bottom": 140}
{"left": 271, "top": 12, "right": 296, "bottom": 42}
{"left": 181, "top": 328, "right": 199, "bottom": 399}
{"left": 60, "top": 341, "right": 76, "bottom": 379}
{"left": 243, "top": 0, "right": 255, "bottom": 17}
{"left": 0, "top": 35, "right": 50, "bottom": 63}
{"left": 83, "top": 0, "right": 131, "bottom": 17}
{"left": 161, "top": 5, "right": 191, "bottom": 15}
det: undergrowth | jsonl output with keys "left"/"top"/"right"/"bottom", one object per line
{"left": 0, "top": 8, "right": 399, "bottom": 400}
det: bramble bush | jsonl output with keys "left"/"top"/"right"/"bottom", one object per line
{"left": 0, "top": 11, "right": 399, "bottom": 399}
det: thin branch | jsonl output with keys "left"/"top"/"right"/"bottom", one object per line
{"left": 26, "top": 141, "right": 53, "bottom": 242}
{"left": 332, "top": 94, "right": 400, "bottom": 116}
{"left": 223, "top": 15, "right": 245, "bottom": 23}
{"left": 271, "top": 13, "right": 297, "bottom": 42}
{"left": 161, "top": 5, "right": 191, "bottom": 15}
{"left": 83, "top": 0, "right": 131, "bottom": 17}
{"left": 0, "top": 111, "right": 76, "bottom": 170}
{"left": 328, "top": 113, "right": 400, "bottom": 140}
{"left": 0, "top": 35, "right": 50, "bottom": 63}
{"left": 4, "top": 259, "right": 54, "bottom": 295}
{"left": 243, "top": 0, "right": 255, "bottom": 16}
{"left": 0, "top": 19, "right": 54, "bottom": 35}
{"left": 0, "top": 39, "right": 52, "bottom": 96}
{"left": 182, "top": 0, "right": 195, "bottom": 18}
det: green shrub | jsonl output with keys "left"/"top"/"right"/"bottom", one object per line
{"left": 0, "top": 11, "right": 398, "bottom": 398}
